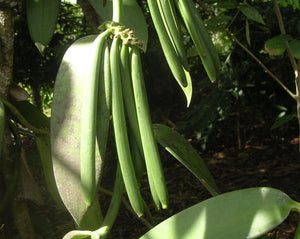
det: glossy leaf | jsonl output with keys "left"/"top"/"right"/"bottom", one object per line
{"left": 140, "top": 187, "right": 300, "bottom": 239}
{"left": 51, "top": 35, "right": 103, "bottom": 229}
{"left": 88, "top": 0, "right": 148, "bottom": 52}
{"left": 153, "top": 124, "right": 219, "bottom": 196}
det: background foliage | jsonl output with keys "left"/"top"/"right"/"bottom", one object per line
{"left": 1, "top": 0, "right": 299, "bottom": 238}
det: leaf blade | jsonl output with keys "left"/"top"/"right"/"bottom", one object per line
{"left": 51, "top": 35, "right": 103, "bottom": 228}
{"left": 140, "top": 187, "right": 299, "bottom": 239}
{"left": 153, "top": 124, "right": 219, "bottom": 196}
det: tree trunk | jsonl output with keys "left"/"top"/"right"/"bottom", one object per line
{"left": 77, "top": 0, "right": 103, "bottom": 31}
{"left": 0, "top": 2, "right": 15, "bottom": 97}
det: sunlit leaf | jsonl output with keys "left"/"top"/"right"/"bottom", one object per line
{"left": 51, "top": 35, "right": 103, "bottom": 229}
{"left": 140, "top": 187, "right": 300, "bottom": 239}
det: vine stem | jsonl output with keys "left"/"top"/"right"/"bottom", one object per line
{"left": 227, "top": 1, "right": 300, "bottom": 149}
{"left": 273, "top": 0, "right": 300, "bottom": 148}
{"left": 226, "top": 30, "right": 297, "bottom": 100}
{"left": 112, "top": 0, "right": 123, "bottom": 23}
{"left": 273, "top": 0, "right": 299, "bottom": 78}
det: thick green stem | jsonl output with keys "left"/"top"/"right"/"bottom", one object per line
{"left": 112, "top": 0, "right": 123, "bottom": 23}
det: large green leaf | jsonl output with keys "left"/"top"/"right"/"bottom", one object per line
{"left": 153, "top": 124, "right": 219, "bottom": 196}
{"left": 140, "top": 187, "right": 300, "bottom": 239}
{"left": 51, "top": 35, "right": 103, "bottom": 229}
{"left": 88, "top": 0, "right": 148, "bottom": 52}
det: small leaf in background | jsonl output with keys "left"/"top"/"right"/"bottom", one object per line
{"left": 278, "top": 0, "right": 300, "bottom": 10}
{"left": 8, "top": 85, "right": 30, "bottom": 101}
{"left": 271, "top": 113, "right": 297, "bottom": 130}
{"left": 213, "top": 0, "right": 238, "bottom": 9}
{"left": 26, "top": 0, "right": 60, "bottom": 53}
{"left": 5, "top": 100, "right": 50, "bottom": 131}
{"left": 140, "top": 187, "right": 300, "bottom": 239}
{"left": 240, "top": 4, "right": 265, "bottom": 25}
{"left": 264, "top": 34, "right": 293, "bottom": 56}
{"left": 245, "top": 18, "right": 251, "bottom": 46}
{"left": 289, "top": 39, "right": 300, "bottom": 59}
{"left": 204, "top": 15, "right": 232, "bottom": 31}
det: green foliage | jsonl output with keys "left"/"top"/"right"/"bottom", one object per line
{"left": 3, "top": 0, "right": 299, "bottom": 238}
{"left": 278, "top": 0, "right": 300, "bottom": 9}
{"left": 13, "top": 1, "right": 92, "bottom": 110}
{"left": 178, "top": 0, "right": 299, "bottom": 150}
{"left": 265, "top": 34, "right": 294, "bottom": 56}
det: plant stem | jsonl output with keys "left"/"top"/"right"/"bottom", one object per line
{"left": 272, "top": 0, "right": 299, "bottom": 77}
{"left": 99, "top": 178, "right": 153, "bottom": 233}
{"left": 112, "top": 0, "right": 123, "bottom": 23}
{"left": 273, "top": 0, "right": 300, "bottom": 149}
{"left": 296, "top": 60, "right": 300, "bottom": 150}
{"left": 226, "top": 30, "right": 297, "bottom": 100}
{"left": 96, "top": 164, "right": 124, "bottom": 239}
